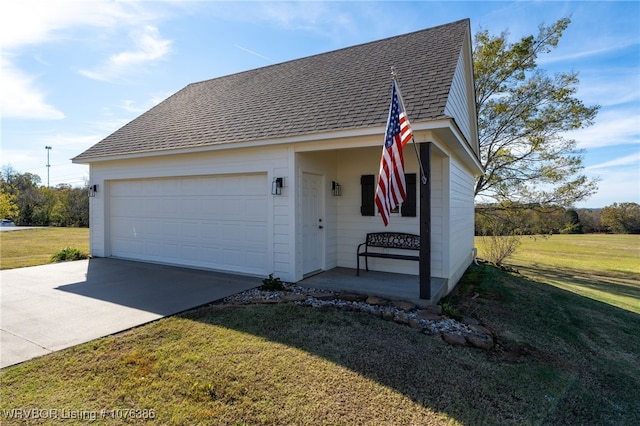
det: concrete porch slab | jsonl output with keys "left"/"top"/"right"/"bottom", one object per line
{"left": 298, "top": 267, "right": 447, "bottom": 307}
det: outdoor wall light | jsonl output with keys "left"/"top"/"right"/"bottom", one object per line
{"left": 332, "top": 181, "right": 342, "bottom": 196}
{"left": 271, "top": 177, "right": 283, "bottom": 195}
{"left": 88, "top": 184, "right": 98, "bottom": 197}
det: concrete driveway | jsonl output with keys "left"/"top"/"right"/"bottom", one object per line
{"left": 1, "top": 258, "right": 261, "bottom": 368}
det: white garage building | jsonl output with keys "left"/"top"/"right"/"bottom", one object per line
{"left": 73, "top": 19, "right": 482, "bottom": 303}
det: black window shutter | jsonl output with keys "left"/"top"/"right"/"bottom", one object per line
{"left": 360, "top": 175, "right": 375, "bottom": 216}
{"left": 401, "top": 173, "right": 417, "bottom": 217}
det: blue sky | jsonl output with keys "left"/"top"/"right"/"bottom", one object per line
{"left": 1, "top": 1, "right": 638, "bottom": 208}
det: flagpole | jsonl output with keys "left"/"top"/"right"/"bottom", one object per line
{"left": 390, "top": 67, "right": 427, "bottom": 185}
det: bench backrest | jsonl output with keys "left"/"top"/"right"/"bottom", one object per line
{"left": 365, "top": 232, "right": 420, "bottom": 250}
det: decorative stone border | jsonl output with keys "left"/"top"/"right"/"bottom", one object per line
{"left": 219, "top": 283, "right": 494, "bottom": 350}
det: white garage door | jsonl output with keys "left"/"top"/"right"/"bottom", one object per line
{"left": 109, "top": 174, "right": 268, "bottom": 276}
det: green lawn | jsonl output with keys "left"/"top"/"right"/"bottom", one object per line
{"left": 1, "top": 232, "right": 639, "bottom": 424}
{"left": 476, "top": 234, "right": 640, "bottom": 314}
{"left": 0, "top": 227, "right": 89, "bottom": 269}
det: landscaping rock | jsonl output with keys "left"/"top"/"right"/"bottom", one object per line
{"left": 283, "top": 294, "right": 307, "bottom": 302}
{"left": 426, "top": 305, "right": 442, "bottom": 315}
{"left": 464, "top": 333, "right": 494, "bottom": 350}
{"left": 442, "top": 332, "right": 467, "bottom": 346}
{"left": 393, "top": 311, "right": 410, "bottom": 325}
{"left": 382, "top": 309, "right": 395, "bottom": 321}
{"left": 314, "top": 292, "right": 338, "bottom": 301}
{"left": 416, "top": 310, "right": 442, "bottom": 321}
{"left": 409, "top": 318, "right": 423, "bottom": 329}
{"left": 469, "top": 324, "right": 493, "bottom": 336}
{"left": 462, "top": 316, "right": 480, "bottom": 326}
{"left": 220, "top": 282, "right": 496, "bottom": 350}
{"left": 366, "top": 296, "right": 390, "bottom": 306}
{"left": 252, "top": 298, "right": 280, "bottom": 304}
{"left": 338, "top": 292, "right": 367, "bottom": 302}
{"left": 391, "top": 300, "right": 416, "bottom": 311}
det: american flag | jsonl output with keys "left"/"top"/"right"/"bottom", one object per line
{"left": 375, "top": 80, "right": 413, "bottom": 226}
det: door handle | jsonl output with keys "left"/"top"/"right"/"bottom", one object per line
{"left": 319, "top": 226, "right": 324, "bottom": 229}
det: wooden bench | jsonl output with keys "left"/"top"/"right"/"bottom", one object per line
{"left": 356, "top": 232, "right": 420, "bottom": 276}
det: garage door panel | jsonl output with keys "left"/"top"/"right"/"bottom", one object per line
{"left": 162, "top": 243, "right": 179, "bottom": 258}
{"left": 202, "top": 200, "right": 221, "bottom": 215}
{"left": 109, "top": 174, "right": 268, "bottom": 275}
{"left": 182, "top": 199, "right": 200, "bottom": 216}
{"left": 223, "top": 249, "right": 244, "bottom": 267}
{"left": 246, "top": 224, "right": 266, "bottom": 242}
{"left": 182, "top": 222, "right": 200, "bottom": 238}
{"left": 201, "top": 223, "right": 220, "bottom": 239}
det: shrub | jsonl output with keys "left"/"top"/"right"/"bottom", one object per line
{"left": 51, "top": 247, "right": 89, "bottom": 262}
{"left": 259, "top": 273, "right": 285, "bottom": 291}
{"left": 439, "top": 301, "right": 462, "bottom": 320}
{"left": 480, "top": 231, "right": 522, "bottom": 266}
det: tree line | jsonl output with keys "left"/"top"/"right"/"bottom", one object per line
{"left": 476, "top": 202, "right": 640, "bottom": 236}
{"left": 0, "top": 167, "right": 89, "bottom": 227}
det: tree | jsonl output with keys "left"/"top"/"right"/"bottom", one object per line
{"left": 1, "top": 167, "right": 44, "bottom": 225}
{"left": 52, "top": 186, "right": 90, "bottom": 227}
{"left": 577, "top": 208, "right": 604, "bottom": 233}
{"left": 474, "top": 18, "right": 600, "bottom": 206}
{"left": 0, "top": 192, "right": 19, "bottom": 219}
{"left": 1, "top": 165, "right": 89, "bottom": 227}
{"left": 562, "top": 208, "right": 583, "bottom": 234}
{"left": 600, "top": 202, "right": 640, "bottom": 234}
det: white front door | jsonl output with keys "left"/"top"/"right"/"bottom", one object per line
{"left": 302, "top": 173, "right": 323, "bottom": 275}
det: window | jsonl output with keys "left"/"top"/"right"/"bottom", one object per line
{"left": 360, "top": 175, "right": 375, "bottom": 216}
{"left": 360, "top": 174, "right": 416, "bottom": 217}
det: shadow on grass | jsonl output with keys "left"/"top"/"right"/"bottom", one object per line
{"left": 510, "top": 262, "right": 640, "bottom": 313}
{"left": 178, "top": 263, "right": 640, "bottom": 425}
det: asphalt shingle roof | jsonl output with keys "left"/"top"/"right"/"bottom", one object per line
{"left": 74, "top": 19, "right": 469, "bottom": 161}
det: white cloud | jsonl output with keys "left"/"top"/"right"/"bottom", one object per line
{"left": 587, "top": 152, "right": 640, "bottom": 170}
{"left": 0, "top": 1, "right": 169, "bottom": 119}
{"left": 579, "top": 151, "right": 640, "bottom": 206}
{"left": 541, "top": 38, "right": 639, "bottom": 66}
{"left": 576, "top": 69, "right": 640, "bottom": 107}
{"left": 570, "top": 108, "right": 639, "bottom": 149}
{"left": 0, "top": 1, "right": 157, "bottom": 49}
{"left": 579, "top": 167, "right": 640, "bottom": 207}
{"left": 0, "top": 58, "right": 65, "bottom": 119}
{"left": 225, "top": 1, "right": 355, "bottom": 40}
{"left": 79, "top": 25, "right": 172, "bottom": 82}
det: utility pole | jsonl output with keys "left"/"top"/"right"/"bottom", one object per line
{"left": 45, "top": 146, "right": 52, "bottom": 187}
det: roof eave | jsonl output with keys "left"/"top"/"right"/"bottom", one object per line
{"left": 429, "top": 118, "right": 484, "bottom": 175}
{"left": 73, "top": 118, "right": 483, "bottom": 177}
{"left": 71, "top": 126, "right": 389, "bottom": 164}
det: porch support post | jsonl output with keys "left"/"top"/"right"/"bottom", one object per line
{"left": 419, "top": 142, "right": 431, "bottom": 299}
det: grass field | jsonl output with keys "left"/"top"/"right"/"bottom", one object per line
{"left": 475, "top": 234, "right": 640, "bottom": 314}
{"left": 1, "top": 231, "right": 639, "bottom": 424}
{"left": 0, "top": 227, "right": 89, "bottom": 269}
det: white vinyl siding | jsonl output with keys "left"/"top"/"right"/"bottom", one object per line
{"left": 88, "top": 146, "right": 295, "bottom": 281}
{"left": 430, "top": 154, "right": 446, "bottom": 279}
{"left": 444, "top": 51, "right": 473, "bottom": 147}
{"left": 447, "top": 154, "right": 476, "bottom": 290}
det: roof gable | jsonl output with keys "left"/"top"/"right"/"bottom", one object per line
{"left": 74, "top": 19, "right": 471, "bottom": 161}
